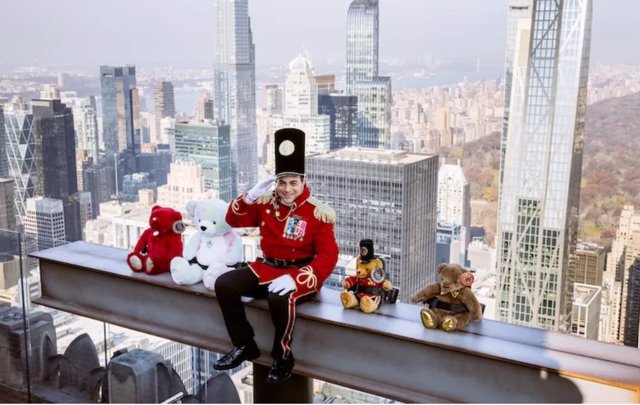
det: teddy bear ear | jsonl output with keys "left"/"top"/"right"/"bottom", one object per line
{"left": 436, "top": 263, "right": 447, "bottom": 274}
{"left": 186, "top": 200, "right": 197, "bottom": 217}
{"left": 460, "top": 272, "right": 474, "bottom": 288}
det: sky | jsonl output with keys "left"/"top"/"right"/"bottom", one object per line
{"left": 0, "top": 0, "right": 638, "bottom": 70}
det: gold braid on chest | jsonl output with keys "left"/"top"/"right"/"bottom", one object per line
{"left": 272, "top": 200, "right": 298, "bottom": 222}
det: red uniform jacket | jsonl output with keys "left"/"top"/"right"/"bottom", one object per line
{"left": 226, "top": 185, "right": 339, "bottom": 296}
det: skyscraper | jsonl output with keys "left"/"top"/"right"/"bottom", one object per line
{"left": 575, "top": 241, "right": 605, "bottom": 286}
{"left": 346, "top": 0, "right": 391, "bottom": 148}
{"left": 156, "top": 161, "right": 207, "bottom": 207}
{"left": 351, "top": 78, "right": 391, "bottom": 148}
{"left": 3, "top": 107, "right": 35, "bottom": 221}
{"left": 437, "top": 161, "right": 471, "bottom": 247}
{"left": 271, "top": 56, "right": 330, "bottom": 156}
{"left": 100, "top": 65, "right": 140, "bottom": 170}
{"left": 31, "top": 98, "right": 82, "bottom": 242}
{"left": 318, "top": 93, "right": 358, "bottom": 150}
{"left": 307, "top": 148, "right": 438, "bottom": 302}
{"left": 262, "top": 84, "right": 283, "bottom": 115}
{"left": 0, "top": 178, "right": 16, "bottom": 232}
{"left": 496, "top": 0, "right": 592, "bottom": 331}
{"left": 571, "top": 283, "right": 601, "bottom": 340}
{"left": 623, "top": 257, "right": 640, "bottom": 348}
{"left": 154, "top": 81, "right": 176, "bottom": 139}
{"left": 174, "top": 121, "right": 232, "bottom": 202}
{"left": 212, "top": 0, "right": 257, "bottom": 192}
{"left": 0, "top": 107, "right": 8, "bottom": 178}
{"left": 346, "top": 0, "right": 378, "bottom": 90}
{"left": 24, "top": 197, "right": 66, "bottom": 250}
{"left": 62, "top": 96, "right": 100, "bottom": 162}
{"left": 195, "top": 91, "right": 214, "bottom": 121}
{"left": 605, "top": 206, "right": 640, "bottom": 343}
{"left": 499, "top": 0, "right": 532, "bottom": 195}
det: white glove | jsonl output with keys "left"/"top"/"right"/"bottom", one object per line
{"left": 244, "top": 175, "right": 276, "bottom": 203}
{"left": 268, "top": 274, "right": 296, "bottom": 296}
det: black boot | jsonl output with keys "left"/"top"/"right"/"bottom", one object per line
{"left": 266, "top": 354, "right": 294, "bottom": 384}
{"left": 214, "top": 343, "right": 260, "bottom": 370}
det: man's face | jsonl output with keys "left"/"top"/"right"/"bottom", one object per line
{"left": 275, "top": 175, "right": 304, "bottom": 205}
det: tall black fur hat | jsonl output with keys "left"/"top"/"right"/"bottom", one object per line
{"left": 359, "top": 239, "right": 375, "bottom": 262}
{"left": 275, "top": 128, "right": 305, "bottom": 177}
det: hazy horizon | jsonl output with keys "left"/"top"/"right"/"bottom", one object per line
{"left": 0, "top": 0, "right": 638, "bottom": 71}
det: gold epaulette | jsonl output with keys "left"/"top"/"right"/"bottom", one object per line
{"left": 255, "top": 192, "right": 274, "bottom": 205}
{"left": 307, "top": 196, "right": 336, "bottom": 224}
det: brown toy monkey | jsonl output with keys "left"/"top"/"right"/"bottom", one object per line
{"left": 411, "top": 263, "right": 482, "bottom": 331}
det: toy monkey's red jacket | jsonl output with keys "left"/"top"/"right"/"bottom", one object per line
{"left": 343, "top": 276, "right": 386, "bottom": 300}
{"left": 226, "top": 185, "right": 339, "bottom": 295}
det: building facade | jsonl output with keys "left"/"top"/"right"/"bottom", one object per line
{"left": 31, "top": 99, "right": 82, "bottom": 242}
{"left": 156, "top": 162, "right": 208, "bottom": 208}
{"left": 346, "top": 0, "right": 391, "bottom": 149}
{"left": 575, "top": 241, "right": 605, "bottom": 286}
{"left": 24, "top": 197, "right": 66, "bottom": 250}
{"left": 0, "top": 107, "right": 7, "bottom": 178}
{"left": 0, "top": 178, "right": 16, "bottom": 232}
{"left": 603, "top": 206, "right": 640, "bottom": 344}
{"left": 571, "top": 283, "right": 601, "bottom": 340}
{"left": 437, "top": 161, "right": 471, "bottom": 249}
{"left": 495, "top": 0, "right": 592, "bottom": 332}
{"left": 3, "top": 108, "right": 35, "bottom": 220}
{"left": 318, "top": 93, "right": 358, "bottom": 150}
{"left": 62, "top": 96, "right": 99, "bottom": 162}
{"left": 154, "top": 81, "right": 176, "bottom": 139}
{"left": 270, "top": 56, "right": 331, "bottom": 156}
{"left": 346, "top": 0, "right": 378, "bottom": 90}
{"left": 623, "top": 257, "right": 640, "bottom": 348}
{"left": 307, "top": 148, "right": 438, "bottom": 302}
{"left": 174, "top": 121, "right": 232, "bottom": 202}
{"left": 100, "top": 65, "right": 140, "bottom": 159}
{"left": 499, "top": 0, "right": 532, "bottom": 195}
{"left": 212, "top": 0, "right": 257, "bottom": 192}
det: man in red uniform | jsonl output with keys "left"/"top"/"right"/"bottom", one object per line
{"left": 213, "top": 128, "right": 339, "bottom": 384}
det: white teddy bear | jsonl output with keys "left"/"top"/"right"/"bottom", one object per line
{"left": 170, "top": 199, "right": 243, "bottom": 289}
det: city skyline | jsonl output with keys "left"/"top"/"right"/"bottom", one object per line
{"left": 0, "top": 0, "right": 638, "bottom": 70}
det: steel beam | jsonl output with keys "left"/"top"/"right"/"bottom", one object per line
{"left": 32, "top": 242, "right": 640, "bottom": 403}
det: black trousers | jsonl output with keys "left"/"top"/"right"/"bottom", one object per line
{"left": 214, "top": 267, "right": 316, "bottom": 360}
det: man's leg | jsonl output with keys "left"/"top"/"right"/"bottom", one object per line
{"left": 265, "top": 290, "right": 316, "bottom": 383}
{"left": 214, "top": 267, "right": 267, "bottom": 370}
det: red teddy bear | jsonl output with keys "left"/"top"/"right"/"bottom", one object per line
{"left": 127, "top": 205, "right": 185, "bottom": 275}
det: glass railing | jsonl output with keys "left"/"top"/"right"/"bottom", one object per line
{"left": 0, "top": 228, "right": 402, "bottom": 403}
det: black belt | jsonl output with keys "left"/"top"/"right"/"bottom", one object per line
{"left": 261, "top": 256, "right": 313, "bottom": 268}
{"left": 354, "top": 285, "right": 385, "bottom": 296}
{"left": 426, "top": 297, "right": 469, "bottom": 314}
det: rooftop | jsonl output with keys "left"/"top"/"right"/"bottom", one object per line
{"left": 312, "top": 147, "right": 434, "bottom": 164}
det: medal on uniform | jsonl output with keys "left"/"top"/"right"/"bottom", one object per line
{"left": 283, "top": 216, "right": 307, "bottom": 240}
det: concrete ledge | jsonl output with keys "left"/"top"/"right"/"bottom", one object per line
{"left": 32, "top": 242, "right": 640, "bottom": 403}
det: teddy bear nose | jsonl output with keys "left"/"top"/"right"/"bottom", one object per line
{"left": 200, "top": 225, "right": 207, "bottom": 231}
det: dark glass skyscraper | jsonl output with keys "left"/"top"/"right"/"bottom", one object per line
{"left": 100, "top": 65, "right": 140, "bottom": 165}
{"left": 31, "top": 99, "right": 81, "bottom": 242}
{"left": 318, "top": 93, "right": 358, "bottom": 150}
{"left": 624, "top": 257, "right": 640, "bottom": 348}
